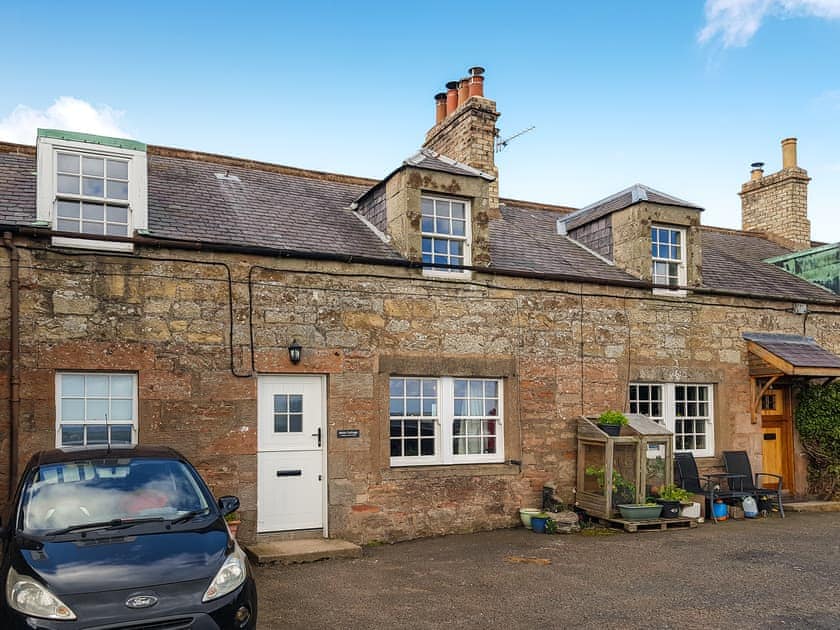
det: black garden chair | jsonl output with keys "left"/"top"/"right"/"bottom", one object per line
{"left": 674, "top": 452, "right": 753, "bottom": 522}
{"left": 722, "top": 450, "right": 785, "bottom": 518}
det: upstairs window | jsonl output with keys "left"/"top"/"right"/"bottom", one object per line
{"left": 421, "top": 196, "right": 471, "bottom": 275}
{"left": 36, "top": 129, "right": 148, "bottom": 252}
{"left": 651, "top": 226, "right": 686, "bottom": 289}
{"left": 55, "top": 152, "right": 130, "bottom": 236}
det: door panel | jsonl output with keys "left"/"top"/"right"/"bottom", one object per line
{"left": 257, "top": 375, "right": 325, "bottom": 533}
{"left": 761, "top": 427, "right": 784, "bottom": 488}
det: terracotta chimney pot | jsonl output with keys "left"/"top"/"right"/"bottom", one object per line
{"left": 445, "top": 81, "right": 459, "bottom": 116}
{"left": 468, "top": 66, "right": 485, "bottom": 97}
{"left": 781, "top": 137, "right": 798, "bottom": 169}
{"left": 434, "top": 92, "right": 447, "bottom": 124}
{"left": 458, "top": 78, "right": 470, "bottom": 107}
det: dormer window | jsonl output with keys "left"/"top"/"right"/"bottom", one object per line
{"left": 651, "top": 225, "right": 686, "bottom": 289}
{"left": 421, "top": 195, "right": 471, "bottom": 275}
{"left": 36, "top": 129, "right": 148, "bottom": 252}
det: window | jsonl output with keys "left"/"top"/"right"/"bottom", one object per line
{"left": 56, "top": 373, "right": 138, "bottom": 447}
{"left": 421, "top": 196, "right": 471, "bottom": 274}
{"left": 651, "top": 226, "right": 686, "bottom": 289}
{"left": 36, "top": 129, "right": 148, "bottom": 252}
{"left": 629, "top": 383, "right": 714, "bottom": 457}
{"left": 389, "top": 377, "right": 502, "bottom": 466}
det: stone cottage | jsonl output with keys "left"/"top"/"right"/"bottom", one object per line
{"left": 2, "top": 68, "right": 839, "bottom": 544}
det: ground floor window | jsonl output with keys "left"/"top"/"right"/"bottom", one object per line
{"left": 389, "top": 376, "right": 503, "bottom": 466}
{"left": 629, "top": 383, "right": 714, "bottom": 457}
{"left": 56, "top": 373, "right": 138, "bottom": 447}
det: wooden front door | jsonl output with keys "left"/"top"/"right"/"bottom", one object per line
{"left": 759, "top": 387, "right": 793, "bottom": 491}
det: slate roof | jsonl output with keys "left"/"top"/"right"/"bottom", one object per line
{"left": 742, "top": 333, "right": 840, "bottom": 369}
{"left": 1, "top": 141, "right": 838, "bottom": 303}
{"left": 563, "top": 183, "right": 703, "bottom": 231}
{"left": 403, "top": 149, "right": 494, "bottom": 180}
{"left": 701, "top": 229, "right": 835, "bottom": 302}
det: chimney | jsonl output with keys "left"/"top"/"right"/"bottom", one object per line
{"left": 434, "top": 92, "right": 447, "bottom": 124}
{"left": 457, "top": 78, "right": 470, "bottom": 106}
{"left": 740, "top": 138, "right": 812, "bottom": 250}
{"left": 424, "top": 66, "right": 500, "bottom": 212}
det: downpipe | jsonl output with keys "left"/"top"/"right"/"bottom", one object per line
{"left": 2, "top": 232, "right": 19, "bottom": 498}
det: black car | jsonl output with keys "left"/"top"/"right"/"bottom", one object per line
{"left": 0, "top": 445, "right": 257, "bottom": 629}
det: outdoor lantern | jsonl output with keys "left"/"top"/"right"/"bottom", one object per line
{"left": 288, "top": 339, "right": 302, "bottom": 364}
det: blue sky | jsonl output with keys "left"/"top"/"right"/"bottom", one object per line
{"left": 1, "top": 1, "right": 838, "bottom": 239}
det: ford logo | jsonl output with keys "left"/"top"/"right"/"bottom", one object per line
{"left": 125, "top": 595, "right": 158, "bottom": 609}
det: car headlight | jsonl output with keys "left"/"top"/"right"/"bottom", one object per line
{"left": 202, "top": 544, "right": 247, "bottom": 602}
{"left": 5, "top": 566, "right": 77, "bottom": 620}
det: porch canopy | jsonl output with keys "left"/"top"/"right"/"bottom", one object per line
{"left": 743, "top": 332, "right": 840, "bottom": 423}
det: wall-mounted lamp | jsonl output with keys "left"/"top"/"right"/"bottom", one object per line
{"left": 288, "top": 339, "right": 302, "bottom": 365}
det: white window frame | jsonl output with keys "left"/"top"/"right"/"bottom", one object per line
{"left": 389, "top": 376, "right": 504, "bottom": 466}
{"left": 629, "top": 382, "right": 714, "bottom": 458}
{"left": 651, "top": 225, "right": 686, "bottom": 295}
{"left": 37, "top": 135, "right": 148, "bottom": 252}
{"left": 55, "top": 372, "right": 139, "bottom": 447}
{"left": 420, "top": 195, "right": 472, "bottom": 278}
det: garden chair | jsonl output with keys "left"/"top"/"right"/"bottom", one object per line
{"left": 722, "top": 450, "right": 785, "bottom": 518}
{"left": 674, "top": 452, "right": 752, "bottom": 522}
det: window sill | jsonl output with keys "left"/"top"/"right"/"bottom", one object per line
{"left": 421, "top": 268, "right": 473, "bottom": 280}
{"left": 652, "top": 288, "right": 687, "bottom": 297}
{"left": 52, "top": 236, "right": 134, "bottom": 252}
{"left": 383, "top": 462, "right": 519, "bottom": 480}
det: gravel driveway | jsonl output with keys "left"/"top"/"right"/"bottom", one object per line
{"left": 254, "top": 512, "right": 840, "bottom": 629}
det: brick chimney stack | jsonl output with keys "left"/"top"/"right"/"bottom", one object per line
{"left": 740, "top": 137, "right": 812, "bottom": 250}
{"left": 423, "top": 66, "right": 500, "bottom": 214}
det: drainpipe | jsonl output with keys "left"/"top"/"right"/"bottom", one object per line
{"left": 3, "top": 232, "right": 19, "bottom": 498}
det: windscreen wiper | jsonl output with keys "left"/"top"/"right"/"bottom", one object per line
{"left": 168, "top": 508, "right": 210, "bottom": 525}
{"left": 46, "top": 517, "right": 165, "bottom": 536}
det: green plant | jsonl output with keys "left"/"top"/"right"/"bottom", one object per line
{"left": 657, "top": 484, "right": 693, "bottom": 502}
{"left": 795, "top": 383, "right": 840, "bottom": 499}
{"left": 224, "top": 511, "right": 240, "bottom": 523}
{"left": 597, "top": 410, "right": 629, "bottom": 426}
{"left": 585, "top": 465, "right": 636, "bottom": 494}
{"left": 545, "top": 518, "right": 558, "bottom": 534}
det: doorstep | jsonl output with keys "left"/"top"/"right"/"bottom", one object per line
{"left": 783, "top": 500, "right": 840, "bottom": 513}
{"left": 243, "top": 538, "right": 362, "bottom": 565}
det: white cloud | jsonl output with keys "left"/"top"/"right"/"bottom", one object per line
{"left": 0, "top": 97, "right": 131, "bottom": 144}
{"left": 699, "top": 0, "right": 840, "bottom": 47}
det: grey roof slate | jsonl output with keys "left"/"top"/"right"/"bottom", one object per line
{"left": 403, "top": 149, "right": 495, "bottom": 180}
{"left": 742, "top": 332, "right": 840, "bottom": 369}
{"left": 701, "top": 229, "right": 836, "bottom": 302}
{"left": 564, "top": 184, "right": 703, "bottom": 231}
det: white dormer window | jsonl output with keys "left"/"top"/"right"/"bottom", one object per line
{"left": 651, "top": 225, "right": 686, "bottom": 290}
{"left": 37, "top": 129, "right": 148, "bottom": 252}
{"left": 421, "top": 195, "right": 471, "bottom": 276}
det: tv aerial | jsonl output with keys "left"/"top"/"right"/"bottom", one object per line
{"left": 495, "top": 126, "right": 535, "bottom": 153}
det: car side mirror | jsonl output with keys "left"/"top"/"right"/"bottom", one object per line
{"left": 217, "top": 496, "right": 240, "bottom": 517}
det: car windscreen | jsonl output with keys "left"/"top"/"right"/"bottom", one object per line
{"left": 20, "top": 457, "right": 211, "bottom": 533}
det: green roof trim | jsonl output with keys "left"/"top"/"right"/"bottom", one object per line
{"left": 37, "top": 128, "right": 146, "bottom": 152}
{"left": 766, "top": 242, "right": 840, "bottom": 295}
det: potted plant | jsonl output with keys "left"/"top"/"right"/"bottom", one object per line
{"left": 654, "top": 484, "right": 693, "bottom": 518}
{"left": 597, "top": 410, "right": 629, "bottom": 436}
{"left": 618, "top": 502, "right": 663, "bottom": 520}
{"left": 530, "top": 512, "right": 550, "bottom": 533}
{"left": 224, "top": 511, "right": 241, "bottom": 538}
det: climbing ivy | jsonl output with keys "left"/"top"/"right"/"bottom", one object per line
{"left": 794, "top": 382, "right": 840, "bottom": 499}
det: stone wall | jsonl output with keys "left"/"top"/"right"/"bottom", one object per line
{"left": 1, "top": 238, "right": 838, "bottom": 543}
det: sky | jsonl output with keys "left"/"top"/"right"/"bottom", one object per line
{"left": 1, "top": 1, "right": 838, "bottom": 240}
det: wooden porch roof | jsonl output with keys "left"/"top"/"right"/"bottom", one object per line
{"left": 743, "top": 332, "right": 840, "bottom": 377}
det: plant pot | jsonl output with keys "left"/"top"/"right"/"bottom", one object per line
{"left": 530, "top": 516, "right": 548, "bottom": 533}
{"left": 519, "top": 508, "right": 541, "bottom": 528}
{"left": 597, "top": 423, "right": 622, "bottom": 436}
{"left": 680, "top": 502, "right": 701, "bottom": 519}
{"left": 226, "top": 520, "right": 241, "bottom": 538}
{"left": 655, "top": 499, "right": 681, "bottom": 518}
{"left": 618, "top": 504, "right": 663, "bottom": 520}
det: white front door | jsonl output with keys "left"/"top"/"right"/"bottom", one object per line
{"left": 257, "top": 375, "right": 326, "bottom": 533}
